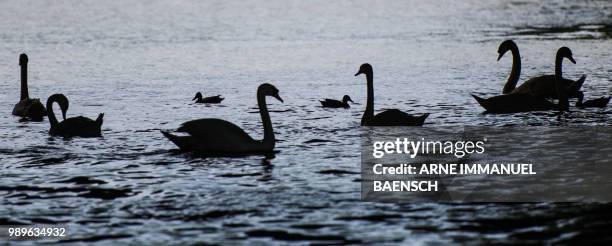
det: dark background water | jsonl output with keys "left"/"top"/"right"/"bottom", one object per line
{"left": 1, "top": 0, "right": 611, "bottom": 244}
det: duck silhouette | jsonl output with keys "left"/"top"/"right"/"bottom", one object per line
{"left": 193, "top": 92, "right": 224, "bottom": 104}
{"left": 46, "top": 94, "right": 104, "bottom": 137}
{"left": 355, "top": 63, "right": 429, "bottom": 126}
{"left": 12, "top": 54, "right": 47, "bottom": 121}
{"left": 497, "top": 40, "right": 585, "bottom": 99}
{"left": 320, "top": 95, "right": 354, "bottom": 108}
{"left": 163, "top": 83, "right": 283, "bottom": 154}
{"left": 473, "top": 47, "right": 575, "bottom": 113}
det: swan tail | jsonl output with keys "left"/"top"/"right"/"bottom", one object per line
{"left": 161, "top": 130, "right": 188, "bottom": 150}
{"left": 568, "top": 75, "right": 586, "bottom": 92}
{"left": 471, "top": 94, "right": 486, "bottom": 106}
{"left": 418, "top": 113, "right": 430, "bottom": 125}
{"left": 96, "top": 113, "right": 104, "bottom": 126}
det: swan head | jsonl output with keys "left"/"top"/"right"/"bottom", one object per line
{"left": 557, "top": 47, "right": 576, "bottom": 64}
{"left": 497, "top": 40, "right": 517, "bottom": 61}
{"left": 342, "top": 95, "right": 354, "bottom": 103}
{"left": 259, "top": 83, "right": 283, "bottom": 103}
{"left": 355, "top": 63, "right": 373, "bottom": 76}
{"left": 19, "top": 54, "right": 28, "bottom": 66}
{"left": 193, "top": 92, "right": 203, "bottom": 100}
{"left": 47, "top": 93, "right": 69, "bottom": 120}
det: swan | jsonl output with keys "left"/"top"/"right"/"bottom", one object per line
{"left": 320, "top": 95, "right": 354, "bottom": 108}
{"left": 46, "top": 94, "right": 104, "bottom": 137}
{"left": 575, "top": 92, "right": 610, "bottom": 108}
{"left": 472, "top": 47, "right": 575, "bottom": 113}
{"left": 193, "top": 92, "right": 224, "bottom": 104}
{"left": 12, "top": 54, "right": 47, "bottom": 121}
{"left": 162, "top": 83, "right": 283, "bottom": 154}
{"left": 355, "top": 63, "right": 429, "bottom": 126}
{"left": 497, "top": 40, "right": 585, "bottom": 98}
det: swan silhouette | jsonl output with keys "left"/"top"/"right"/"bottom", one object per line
{"left": 497, "top": 40, "right": 585, "bottom": 98}
{"left": 12, "top": 54, "right": 47, "bottom": 121}
{"left": 46, "top": 94, "right": 104, "bottom": 137}
{"left": 575, "top": 92, "right": 610, "bottom": 108}
{"left": 320, "top": 95, "right": 354, "bottom": 108}
{"left": 162, "top": 83, "right": 283, "bottom": 154}
{"left": 473, "top": 47, "right": 575, "bottom": 113}
{"left": 355, "top": 63, "right": 429, "bottom": 126}
{"left": 193, "top": 92, "right": 224, "bottom": 104}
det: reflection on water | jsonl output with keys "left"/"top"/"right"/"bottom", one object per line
{"left": 0, "top": 0, "right": 611, "bottom": 244}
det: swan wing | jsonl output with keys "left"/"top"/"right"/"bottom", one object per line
{"left": 177, "top": 118, "right": 254, "bottom": 141}
{"left": 515, "top": 75, "right": 584, "bottom": 98}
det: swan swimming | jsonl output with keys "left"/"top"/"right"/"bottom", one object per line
{"left": 355, "top": 63, "right": 429, "bottom": 126}
{"left": 320, "top": 95, "right": 354, "bottom": 108}
{"left": 163, "top": 83, "right": 283, "bottom": 154}
{"left": 193, "top": 92, "right": 224, "bottom": 104}
{"left": 46, "top": 94, "right": 104, "bottom": 137}
{"left": 12, "top": 54, "right": 47, "bottom": 121}
{"left": 497, "top": 40, "right": 585, "bottom": 99}
{"left": 473, "top": 47, "right": 576, "bottom": 113}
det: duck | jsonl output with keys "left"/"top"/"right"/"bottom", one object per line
{"left": 355, "top": 63, "right": 429, "bottom": 126}
{"left": 497, "top": 40, "right": 585, "bottom": 99}
{"left": 12, "top": 54, "right": 47, "bottom": 121}
{"left": 320, "top": 95, "right": 354, "bottom": 108}
{"left": 472, "top": 47, "right": 575, "bottom": 113}
{"left": 193, "top": 92, "right": 224, "bottom": 104}
{"left": 46, "top": 94, "right": 104, "bottom": 137}
{"left": 575, "top": 92, "right": 610, "bottom": 108}
{"left": 162, "top": 83, "right": 283, "bottom": 154}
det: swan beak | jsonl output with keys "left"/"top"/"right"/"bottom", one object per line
{"left": 497, "top": 53, "right": 503, "bottom": 61}
{"left": 61, "top": 111, "right": 67, "bottom": 120}
{"left": 348, "top": 99, "right": 354, "bottom": 103}
{"left": 274, "top": 94, "right": 284, "bottom": 103}
{"left": 569, "top": 56, "right": 576, "bottom": 64}
{"left": 354, "top": 71, "right": 362, "bottom": 76}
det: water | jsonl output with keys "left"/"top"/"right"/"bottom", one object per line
{"left": 1, "top": 0, "right": 611, "bottom": 244}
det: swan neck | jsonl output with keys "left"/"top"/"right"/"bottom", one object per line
{"left": 555, "top": 55, "right": 569, "bottom": 110}
{"left": 46, "top": 98, "right": 59, "bottom": 127}
{"left": 20, "top": 64, "right": 28, "bottom": 100}
{"left": 257, "top": 91, "right": 274, "bottom": 145}
{"left": 362, "top": 71, "right": 374, "bottom": 126}
{"left": 502, "top": 47, "right": 521, "bottom": 94}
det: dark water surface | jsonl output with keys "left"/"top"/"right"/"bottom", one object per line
{"left": 1, "top": 0, "right": 611, "bottom": 244}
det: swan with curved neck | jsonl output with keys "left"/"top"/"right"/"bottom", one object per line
{"left": 472, "top": 47, "right": 574, "bottom": 113}
{"left": 12, "top": 54, "right": 47, "bottom": 121}
{"left": 47, "top": 94, "right": 104, "bottom": 137}
{"left": 320, "top": 95, "right": 354, "bottom": 108}
{"left": 193, "top": 91, "right": 224, "bottom": 104}
{"left": 498, "top": 40, "right": 585, "bottom": 98}
{"left": 162, "top": 83, "right": 283, "bottom": 154}
{"left": 355, "top": 63, "right": 429, "bottom": 126}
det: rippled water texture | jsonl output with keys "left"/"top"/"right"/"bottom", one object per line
{"left": 1, "top": 0, "right": 611, "bottom": 244}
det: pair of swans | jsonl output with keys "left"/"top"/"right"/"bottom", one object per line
{"left": 11, "top": 54, "right": 102, "bottom": 137}
{"left": 163, "top": 64, "right": 428, "bottom": 154}
{"left": 12, "top": 54, "right": 47, "bottom": 121}
{"left": 193, "top": 92, "right": 224, "bottom": 104}
{"left": 473, "top": 44, "right": 580, "bottom": 113}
